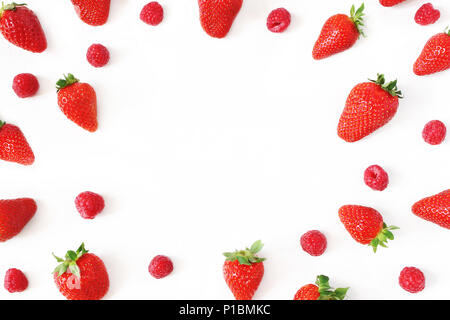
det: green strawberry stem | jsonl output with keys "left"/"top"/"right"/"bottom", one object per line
{"left": 0, "top": 2, "right": 26, "bottom": 16}
{"left": 0, "top": 120, "right": 5, "bottom": 129}
{"left": 52, "top": 243, "right": 88, "bottom": 279}
{"left": 350, "top": 3, "right": 365, "bottom": 37}
{"left": 56, "top": 73, "right": 79, "bottom": 91}
{"left": 370, "top": 223, "right": 399, "bottom": 253}
{"left": 315, "top": 275, "right": 349, "bottom": 300}
{"left": 223, "top": 240, "right": 266, "bottom": 265}
{"left": 445, "top": 26, "right": 450, "bottom": 36}
{"left": 369, "top": 73, "right": 403, "bottom": 98}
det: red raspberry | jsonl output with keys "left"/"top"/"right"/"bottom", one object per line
{"left": 300, "top": 230, "right": 327, "bottom": 256}
{"left": 415, "top": 3, "right": 440, "bottom": 26}
{"left": 148, "top": 255, "right": 173, "bottom": 279}
{"left": 86, "top": 44, "right": 110, "bottom": 68}
{"left": 422, "top": 120, "right": 446, "bottom": 145}
{"left": 140, "top": 2, "right": 164, "bottom": 26}
{"left": 12, "top": 73, "right": 39, "bottom": 98}
{"left": 4, "top": 268, "right": 28, "bottom": 293}
{"left": 266, "top": 8, "right": 291, "bottom": 33}
{"left": 399, "top": 267, "right": 425, "bottom": 293}
{"left": 293, "top": 284, "right": 320, "bottom": 300}
{"left": 75, "top": 191, "right": 105, "bottom": 219}
{"left": 364, "top": 165, "right": 389, "bottom": 191}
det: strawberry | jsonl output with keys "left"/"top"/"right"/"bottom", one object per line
{"left": 0, "top": 3, "right": 47, "bottom": 53}
{"left": 223, "top": 240, "right": 265, "bottom": 300}
{"left": 339, "top": 205, "right": 398, "bottom": 252}
{"left": 71, "top": 0, "right": 110, "bottom": 26}
{"left": 312, "top": 4, "right": 365, "bottom": 60}
{"left": 413, "top": 29, "right": 450, "bottom": 76}
{"left": 0, "top": 198, "right": 37, "bottom": 242}
{"left": 412, "top": 189, "right": 450, "bottom": 229}
{"left": 53, "top": 243, "right": 109, "bottom": 300}
{"left": 294, "top": 275, "right": 348, "bottom": 300}
{"left": 379, "top": 0, "right": 406, "bottom": 7}
{"left": 0, "top": 121, "right": 34, "bottom": 165}
{"left": 198, "top": 0, "right": 243, "bottom": 38}
{"left": 56, "top": 74, "right": 98, "bottom": 132}
{"left": 338, "top": 74, "right": 402, "bottom": 143}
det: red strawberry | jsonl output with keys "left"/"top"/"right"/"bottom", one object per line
{"left": 198, "top": 0, "right": 243, "bottom": 38}
{"left": 338, "top": 74, "right": 402, "bottom": 142}
{"left": 223, "top": 240, "right": 265, "bottom": 300}
{"left": 339, "top": 205, "right": 398, "bottom": 252}
{"left": 412, "top": 189, "right": 450, "bottom": 229}
{"left": 312, "top": 4, "right": 365, "bottom": 60}
{"left": 413, "top": 29, "right": 450, "bottom": 76}
{"left": 379, "top": 0, "right": 406, "bottom": 7}
{"left": 0, "top": 3, "right": 47, "bottom": 53}
{"left": 294, "top": 275, "right": 348, "bottom": 300}
{"left": 53, "top": 243, "right": 109, "bottom": 300}
{"left": 56, "top": 74, "right": 98, "bottom": 132}
{"left": 71, "top": 0, "right": 110, "bottom": 26}
{"left": 0, "top": 121, "right": 34, "bottom": 165}
{"left": 0, "top": 198, "right": 37, "bottom": 242}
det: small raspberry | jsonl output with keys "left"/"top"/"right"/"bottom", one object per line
{"left": 140, "top": 2, "right": 164, "bottom": 26}
{"left": 294, "top": 284, "right": 320, "bottom": 300}
{"left": 364, "top": 165, "right": 389, "bottom": 191}
{"left": 12, "top": 73, "right": 39, "bottom": 98}
{"left": 415, "top": 3, "right": 440, "bottom": 26}
{"left": 422, "top": 120, "right": 446, "bottom": 145}
{"left": 266, "top": 8, "right": 291, "bottom": 33}
{"left": 148, "top": 255, "right": 173, "bottom": 279}
{"left": 4, "top": 268, "right": 28, "bottom": 293}
{"left": 75, "top": 191, "right": 105, "bottom": 219}
{"left": 399, "top": 267, "right": 425, "bottom": 293}
{"left": 86, "top": 44, "right": 110, "bottom": 68}
{"left": 300, "top": 230, "right": 327, "bottom": 256}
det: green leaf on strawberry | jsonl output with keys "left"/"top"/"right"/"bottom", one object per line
{"left": 52, "top": 242, "right": 89, "bottom": 278}
{"left": 223, "top": 240, "right": 266, "bottom": 265}
{"left": 315, "top": 275, "right": 349, "bottom": 300}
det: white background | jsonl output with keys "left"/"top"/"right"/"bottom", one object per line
{"left": 0, "top": 0, "right": 449, "bottom": 300}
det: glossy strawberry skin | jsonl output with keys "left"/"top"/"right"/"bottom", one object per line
{"left": 413, "top": 32, "right": 450, "bottom": 76}
{"left": 54, "top": 253, "right": 109, "bottom": 300}
{"left": 198, "top": 0, "right": 243, "bottom": 38}
{"left": 0, "top": 198, "right": 37, "bottom": 242}
{"left": 379, "top": 0, "right": 406, "bottom": 7}
{"left": 71, "top": 0, "right": 110, "bottom": 26}
{"left": 412, "top": 190, "right": 450, "bottom": 229}
{"left": 293, "top": 284, "right": 320, "bottom": 300}
{"left": 339, "top": 205, "right": 384, "bottom": 245}
{"left": 0, "top": 5, "right": 47, "bottom": 53}
{"left": 223, "top": 260, "right": 264, "bottom": 300}
{"left": 0, "top": 123, "right": 34, "bottom": 165}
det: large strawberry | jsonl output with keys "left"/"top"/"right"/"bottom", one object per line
{"left": 294, "top": 275, "right": 348, "bottom": 300}
{"left": 198, "top": 0, "right": 243, "bottom": 38}
{"left": 412, "top": 190, "right": 450, "bottom": 229}
{"left": 339, "top": 205, "right": 398, "bottom": 252}
{"left": 71, "top": 0, "right": 110, "bottom": 26}
{"left": 223, "top": 240, "right": 265, "bottom": 300}
{"left": 0, "top": 3, "right": 47, "bottom": 53}
{"left": 338, "top": 74, "right": 402, "bottom": 142}
{"left": 0, "top": 121, "right": 34, "bottom": 165}
{"left": 379, "top": 0, "right": 406, "bottom": 7}
{"left": 413, "top": 29, "right": 450, "bottom": 76}
{"left": 312, "top": 4, "right": 364, "bottom": 60}
{"left": 53, "top": 243, "right": 109, "bottom": 300}
{"left": 56, "top": 74, "right": 98, "bottom": 132}
{"left": 0, "top": 198, "right": 37, "bottom": 242}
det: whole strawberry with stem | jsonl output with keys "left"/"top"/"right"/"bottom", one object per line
{"left": 0, "top": 121, "right": 34, "bottom": 165}
{"left": 339, "top": 205, "right": 398, "bottom": 252}
{"left": 0, "top": 3, "right": 47, "bottom": 53}
{"left": 71, "top": 0, "right": 110, "bottom": 26}
{"left": 198, "top": 0, "right": 243, "bottom": 39}
{"left": 0, "top": 198, "right": 37, "bottom": 242}
{"left": 223, "top": 240, "right": 265, "bottom": 300}
{"left": 338, "top": 74, "right": 402, "bottom": 142}
{"left": 379, "top": 0, "right": 406, "bottom": 7}
{"left": 53, "top": 243, "right": 109, "bottom": 300}
{"left": 312, "top": 3, "right": 365, "bottom": 60}
{"left": 412, "top": 189, "right": 450, "bottom": 229}
{"left": 294, "top": 275, "right": 349, "bottom": 300}
{"left": 413, "top": 28, "right": 450, "bottom": 76}
{"left": 56, "top": 74, "right": 98, "bottom": 132}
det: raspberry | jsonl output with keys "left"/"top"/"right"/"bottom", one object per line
{"left": 415, "top": 3, "right": 440, "bottom": 26}
{"left": 12, "top": 73, "right": 39, "bottom": 98}
{"left": 75, "top": 191, "right": 105, "bottom": 219}
{"left": 294, "top": 284, "right": 320, "bottom": 300}
{"left": 364, "top": 165, "right": 389, "bottom": 191}
{"left": 148, "top": 255, "right": 173, "bottom": 279}
{"left": 300, "top": 230, "right": 327, "bottom": 256}
{"left": 86, "top": 44, "right": 110, "bottom": 68}
{"left": 266, "top": 8, "right": 291, "bottom": 33}
{"left": 4, "top": 268, "right": 28, "bottom": 293}
{"left": 399, "top": 267, "right": 425, "bottom": 293}
{"left": 422, "top": 120, "right": 446, "bottom": 145}
{"left": 140, "top": 2, "right": 164, "bottom": 26}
